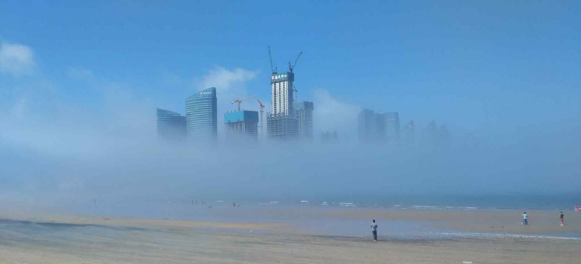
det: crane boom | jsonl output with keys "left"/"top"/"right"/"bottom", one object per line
{"left": 289, "top": 51, "right": 303, "bottom": 72}
{"left": 256, "top": 99, "right": 265, "bottom": 139}
{"left": 268, "top": 46, "right": 276, "bottom": 74}
{"left": 230, "top": 95, "right": 256, "bottom": 111}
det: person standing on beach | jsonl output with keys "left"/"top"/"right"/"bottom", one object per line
{"left": 523, "top": 212, "right": 528, "bottom": 225}
{"left": 560, "top": 212, "right": 564, "bottom": 226}
{"left": 370, "top": 219, "right": 378, "bottom": 241}
{"left": 575, "top": 205, "right": 579, "bottom": 213}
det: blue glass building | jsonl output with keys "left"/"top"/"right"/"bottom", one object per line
{"left": 186, "top": 87, "right": 217, "bottom": 142}
{"left": 294, "top": 101, "right": 314, "bottom": 140}
{"left": 358, "top": 109, "right": 379, "bottom": 142}
{"left": 156, "top": 108, "right": 186, "bottom": 141}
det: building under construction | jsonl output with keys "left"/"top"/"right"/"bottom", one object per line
{"left": 294, "top": 101, "right": 314, "bottom": 139}
{"left": 267, "top": 113, "right": 298, "bottom": 140}
{"left": 267, "top": 71, "right": 299, "bottom": 140}
{"left": 266, "top": 47, "right": 304, "bottom": 140}
{"left": 224, "top": 110, "right": 259, "bottom": 140}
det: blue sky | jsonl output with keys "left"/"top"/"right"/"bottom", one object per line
{"left": 1, "top": 0, "right": 580, "bottom": 137}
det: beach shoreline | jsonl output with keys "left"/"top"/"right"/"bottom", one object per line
{"left": 1, "top": 207, "right": 580, "bottom": 263}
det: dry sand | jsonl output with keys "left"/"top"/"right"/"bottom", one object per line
{"left": 0, "top": 209, "right": 580, "bottom": 264}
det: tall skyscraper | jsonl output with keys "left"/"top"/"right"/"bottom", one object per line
{"left": 359, "top": 109, "right": 401, "bottom": 146}
{"left": 295, "top": 101, "right": 314, "bottom": 140}
{"left": 224, "top": 110, "right": 259, "bottom": 140}
{"left": 358, "top": 109, "right": 378, "bottom": 142}
{"left": 268, "top": 72, "right": 298, "bottom": 140}
{"left": 422, "top": 120, "right": 438, "bottom": 149}
{"left": 271, "top": 72, "right": 295, "bottom": 115}
{"left": 186, "top": 87, "right": 217, "bottom": 142}
{"left": 156, "top": 108, "right": 186, "bottom": 141}
{"left": 383, "top": 112, "right": 400, "bottom": 145}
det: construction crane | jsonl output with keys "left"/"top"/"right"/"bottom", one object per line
{"left": 268, "top": 46, "right": 277, "bottom": 74}
{"left": 256, "top": 98, "right": 265, "bottom": 137}
{"left": 288, "top": 51, "right": 303, "bottom": 72}
{"left": 230, "top": 96, "right": 255, "bottom": 111}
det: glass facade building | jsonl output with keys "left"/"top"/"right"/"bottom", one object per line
{"left": 358, "top": 109, "right": 379, "bottom": 142}
{"left": 156, "top": 108, "right": 186, "bottom": 141}
{"left": 186, "top": 87, "right": 217, "bottom": 142}
{"left": 294, "top": 101, "right": 314, "bottom": 140}
{"left": 383, "top": 112, "right": 400, "bottom": 145}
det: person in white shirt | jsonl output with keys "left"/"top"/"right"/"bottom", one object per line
{"left": 523, "top": 212, "right": 528, "bottom": 225}
{"left": 370, "top": 219, "right": 378, "bottom": 241}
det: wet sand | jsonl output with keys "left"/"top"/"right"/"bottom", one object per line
{"left": 0, "top": 209, "right": 580, "bottom": 264}
{"left": 327, "top": 208, "right": 581, "bottom": 235}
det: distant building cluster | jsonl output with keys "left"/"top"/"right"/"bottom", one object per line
{"left": 156, "top": 62, "right": 314, "bottom": 143}
{"left": 358, "top": 109, "right": 450, "bottom": 149}
{"left": 156, "top": 47, "right": 450, "bottom": 148}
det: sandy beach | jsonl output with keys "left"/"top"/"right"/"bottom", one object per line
{"left": 0, "top": 207, "right": 580, "bottom": 264}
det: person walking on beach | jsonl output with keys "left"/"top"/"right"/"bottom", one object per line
{"left": 523, "top": 212, "right": 528, "bottom": 225}
{"left": 575, "top": 205, "right": 579, "bottom": 213}
{"left": 560, "top": 212, "right": 564, "bottom": 226}
{"left": 370, "top": 219, "right": 378, "bottom": 241}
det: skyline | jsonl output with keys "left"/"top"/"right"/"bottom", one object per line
{"left": 1, "top": 0, "right": 580, "bottom": 142}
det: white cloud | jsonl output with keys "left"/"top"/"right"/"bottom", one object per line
{"left": 313, "top": 89, "right": 361, "bottom": 139}
{"left": 199, "top": 66, "right": 257, "bottom": 94}
{"left": 0, "top": 42, "right": 36, "bottom": 76}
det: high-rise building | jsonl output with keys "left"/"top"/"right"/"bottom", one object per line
{"left": 422, "top": 120, "right": 438, "bottom": 149}
{"left": 186, "top": 87, "right": 217, "bottom": 142}
{"left": 268, "top": 71, "right": 298, "bottom": 140}
{"left": 156, "top": 108, "right": 186, "bottom": 141}
{"left": 224, "top": 110, "right": 259, "bottom": 140}
{"left": 294, "top": 101, "right": 314, "bottom": 140}
{"left": 359, "top": 109, "right": 401, "bottom": 146}
{"left": 358, "top": 109, "right": 378, "bottom": 142}
{"left": 383, "top": 112, "right": 400, "bottom": 145}
{"left": 271, "top": 72, "right": 294, "bottom": 115}
{"left": 422, "top": 121, "right": 451, "bottom": 150}
{"left": 267, "top": 114, "right": 298, "bottom": 140}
